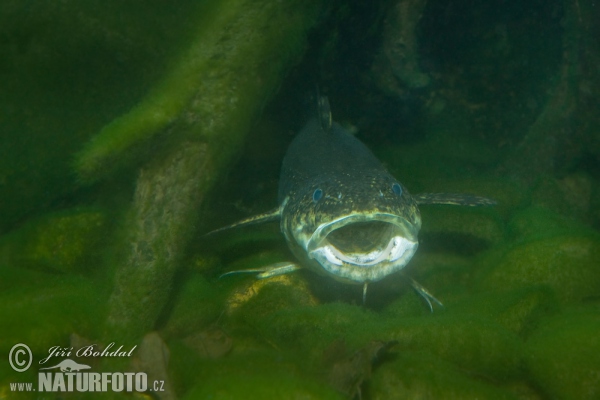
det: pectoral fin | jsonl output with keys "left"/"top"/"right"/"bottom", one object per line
{"left": 206, "top": 206, "right": 281, "bottom": 235}
{"left": 219, "top": 262, "right": 302, "bottom": 279}
{"left": 414, "top": 193, "right": 496, "bottom": 207}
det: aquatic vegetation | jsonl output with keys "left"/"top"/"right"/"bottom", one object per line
{"left": 369, "top": 352, "right": 518, "bottom": 400}
{"left": 97, "top": 0, "right": 327, "bottom": 343}
{"left": 74, "top": 0, "right": 325, "bottom": 184}
{"left": 525, "top": 306, "right": 600, "bottom": 400}
{"left": 178, "top": 352, "right": 344, "bottom": 399}
{"left": 160, "top": 274, "right": 225, "bottom": 340}
{"left": 475, "top": 207, "right": 600, "bottom": 304}
{"left": 0, "top": 267, "right": 108, "bottom": 355}
{"left": 0, "top": 208, "right": 109, "bottom": 274}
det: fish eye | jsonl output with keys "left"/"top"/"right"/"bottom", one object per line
{"left": 313, "top": 188, "right": 323, "bottom": 203}
{"left": 392, "top": 183, "right": 402, "bottom": 196}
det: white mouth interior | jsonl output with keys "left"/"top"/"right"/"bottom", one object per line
{"left": 305, "top": 214, "right": 418, "bottom": 283}
{"left": 316, "top": 234, "right": 416, "bottom": 266}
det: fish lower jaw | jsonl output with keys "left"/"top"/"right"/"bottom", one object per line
{"left": 308, "top": 236, "right": 418, "bottom": 283}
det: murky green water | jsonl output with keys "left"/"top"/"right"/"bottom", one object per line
{"left": 1, "top": 1, "right": 599, "bottom": 399}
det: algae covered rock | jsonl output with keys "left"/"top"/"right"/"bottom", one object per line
{"left": 160, "top": 273, "right": 224, "bottom": 340}
{"left": 476, "top": 234, "right": 600, "bottom": 304}
{"left": 531, "top": 175, "right": 592, "bottom": 218}
{"left": 525, "top": 307, "right": 600, "bottom": 400}
{"left": 0, "top": 208, "right": 109, "bottom": 274}
{"left": 378, "top": 315, "right": 524, "bottom": 381}
{"left": 507, "top": 206, "right": 590, "bottom": 242}
{"left": 0, "top": 266, "right": 108, "bottom": 356}
{"left": 251, "top": 302, "right": 376, "bottom": 360}
{"left": 448, "top": 286, "right": 559, "bottom": 336}
{"left": 226, "top": 273, "right": 318, "bottom": 321}
{"left": 369, "top": 351, "right": 519, "bottom": 400}
{"left": 419, "top": 205, "right": 504, "bottom": 248}
{"left": 239, "top": 298, "right": 523, "bottom": 382}
{"left": 474, "top": 206, "right": 600, "bottom": 305}
{"left": 178, "top": 351, "right": 343, "bottom": 400}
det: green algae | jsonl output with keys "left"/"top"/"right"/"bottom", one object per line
{"left": 160, "top": 274, "right": 224, "bottom": 340}
{"left": 378, "top": 316, "right": 524, "bottom": 381}
{"left": 0, "top": 208, "right": 109, "bottom": 274}
{"left": 0, "top": 1, "right": 201, "bottom": 235}
{"left": 404, "top": 252, "right": 474, "bottom": 295}
{"left": 233, "top": 296, "right": 523, "bottom": 381}
{"left": 475, "top": 234, "right": 600, "bottom": 304}
{"left": 369, "top": 351, "right": 519, "bottom": 400}
{"left": 530, "top": 175, "right": 595, "bottom": 221}
{"left": 0, "top": 266, "right": 108, "bottom": 356}
{"left": 100, "top": 0, "right": 326, "bottom": 346}
{"left": 419, "top": 205, "right": 504, "bottom": 246}
{"left": 253, "top": 302, "right": 376, "bottom": 358}
{"left": 525, "top": 306, "right": 600, "bottom": 400}
{"left": 75, "top": 0, "right": 325, "bottom": 183}
{"left": 169, "top": 345, "right": 343, "bottom": 400}
{"left": 448, "top": 286, "right": 559, "bottom": 336}
{"left": 472, "top": 206, "right": 600, "bottom": 306}
{"left": 104, "top": 142, "right": 213, "bottom": 342}
{"left": 507, "top": 206, "right": 594, "bottom": 242}
{"left": 225, "top": 273, "right": 320, "bottom": 333}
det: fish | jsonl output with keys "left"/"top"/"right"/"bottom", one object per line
{"left": 212, "top": 97, "right": 495, "bottom": 308}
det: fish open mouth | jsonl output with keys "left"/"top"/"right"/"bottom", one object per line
{"left": 306, "top": 213, "right": 418, "bottom": 283}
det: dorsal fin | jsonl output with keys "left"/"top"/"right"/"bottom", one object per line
{"left": 205, "top": 206, "right": 281, "bottom": 236}
{"left": 318, "top": 95, "right": 332, "bottom": 132}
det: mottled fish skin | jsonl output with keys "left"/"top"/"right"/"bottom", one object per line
{"left": 278, "top": 118, "right": 421, "bottom": 284}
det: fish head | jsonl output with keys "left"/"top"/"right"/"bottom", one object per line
{"left": 281, "top": 172, "right": 421, "bottom": 284}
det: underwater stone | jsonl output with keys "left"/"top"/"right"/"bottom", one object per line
{"left": 419, "top": 205, "right": 504, "bottom": 246}
{"left": 525, "top": 307, "right": 600, "bottom": 400}
{"left": 253, "top": 303, "right": 376, "bottom": 362}
{"left": 507, "top": 206, "right": 589, "bottom": 243}
{"left": 249, "top": 301, "right": 522, "bottom": 380}
{"left": 160, "top": 274, "right": 223, "bottom": 340}
{"left": 0, "top": 267, "right": 106, "bottom": 355}
{"left": 378, "top": 315, "right": 524, "bottom": 381}
{"left": 369, "top": 351, "right": 519, "bottom": 400}
{"left": 531, "top": 174, "right": 594, "bottom": 223}
{"left": 475, "top": 234, "right": 600, "bottom": 304}
{"left": 0, "top": 208, "right": 108, "bottom": 274}
{"left": 227, "top": 273, "right": 318, "bottom": 320}
{"left": 130, "top": 332, "right": 176, "bottom": 400}
{"left": 179, "top": 352, "right": 343, "bottom": 399}
{"left": 447, "top": 286, "right": 559, "bottom": 336}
